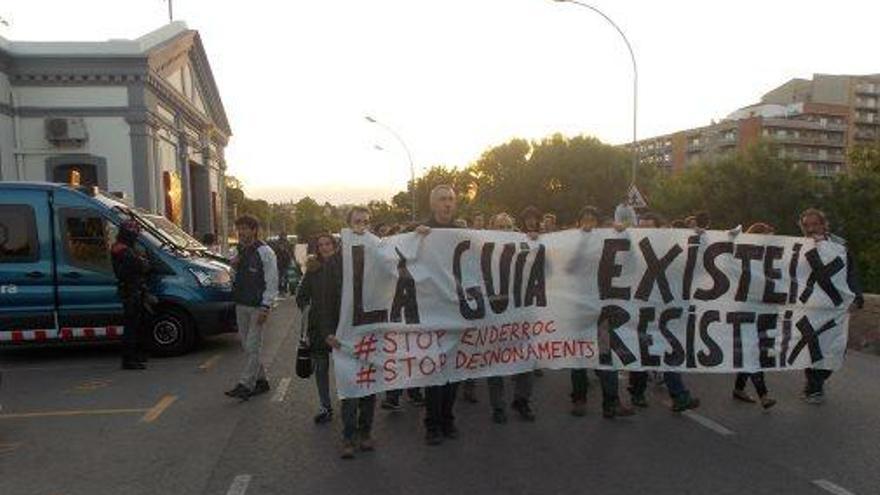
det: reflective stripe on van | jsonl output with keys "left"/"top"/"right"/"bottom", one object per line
{"left": 0, "top": 326, "right": 123, "bottom": 342}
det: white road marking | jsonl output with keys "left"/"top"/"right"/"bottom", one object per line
{"left": 682, "top": 411, "right": 735, "bottom": 436}
{"left": 271, "top": 377, "right": 292, "bottom": 403}
{"left": 812, "top": 479, "right": 857, "bottom": 495}
{"left": 226, "top": 474, "right": 252, "bottom": 495}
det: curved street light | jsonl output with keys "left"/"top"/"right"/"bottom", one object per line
{"left": 365, "top": 115, "right": 418, "bottom": 221}
{"left": 551, "top": 0, "right": 639, "bottom": 186}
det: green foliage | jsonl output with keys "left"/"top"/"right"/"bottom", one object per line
{"left": 649, "top": 143, "right": 820, "bottom": 235}
{"left": 291, "top": 197, "right": 343, "bottom": 241}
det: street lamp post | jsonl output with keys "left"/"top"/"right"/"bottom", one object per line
{"left": 365, "top": 115, "right": 418, "bottom": 221}
{"left": 551, "top": 0, "right": 639, "bottom": 186}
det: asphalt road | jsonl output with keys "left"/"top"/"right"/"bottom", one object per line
{"left": 0, "top": 299, "right": 877, "bottom": 495}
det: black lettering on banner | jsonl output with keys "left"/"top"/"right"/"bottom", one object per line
{"left": 733, "top": 244, "right": 764, "bottom": 302}
{"left": 524, "top": 245, "right": 547, "bottom": 307}
{"left": 780, "top": 310, "right": 793, "bottom": 367}
{"left": 598, "top": 239, "right": 632, "bottom": 300}
{"left": 635, "top": 238, "right": 683, "bottom": 303}
{"left": 637, "top": 307, "right": 661, "bottom": 366}
{"left": 453, "top": 241, "right": 486, "bottom": 320}
{"left": 698, "top": 310, "right": 723, "bottom": 367}
{"left": 659, "top": 308, "right": 685, "bottom": 366}
{"left": 352, "top": 245, "right": 388, "bottom": 326}
{"left": 513, "top": 242, "right": 530, "bottom": 307}
{"left": 726, "top": 311, "right": 756, "bottom": 368}
{"left": 788, "top": 243, "right": 802, "bottom": 304}
{"left": 762, "top": 246, "right": 787, "bottom": 304}
{"left": 757, "top": 313, "right": 778, "bottom": 369}
{"left": 694, "top": 242, "right": 734, "bottom": 301}
{"left": 788, "top": 316, "right": 837, "bottom": 365}
{"left": 681, "top": 235, "right": 701, "bottom": 300}
{"left": 389, "top": 248, "right": 420, "bottom": 323}
{"left": 481, "top": 242, "right": 516, "bottom": 314}
{"left": 686, "top": 305, "right": 698, "bottom": 368}
{"left": 597, "top": 305, "right": 636, "bottom": 366}
{"left": 799, "top": 249, "right": 845, "bottom": 306}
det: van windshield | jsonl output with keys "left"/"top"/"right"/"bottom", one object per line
{"left": 140, "top": 214, "right": 206, "bottom": 251}
{"left": 96, "top": 192, "right": 203, "bottom": 254}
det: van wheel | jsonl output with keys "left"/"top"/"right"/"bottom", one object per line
{"left": 148, "top": 306, "right": 196, "bottom": 356}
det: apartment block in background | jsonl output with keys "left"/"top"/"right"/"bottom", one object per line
{"left": 635, "top": 73, "right": 880, "bottom": 177}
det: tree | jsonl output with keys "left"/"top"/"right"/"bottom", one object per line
{"left": 650, "top": 142, "right": 820, "bottom": 234}
{"left": 827, "top": 144, "right": 880, "bottom": 292}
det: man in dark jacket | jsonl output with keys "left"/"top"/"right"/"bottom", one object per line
{"left": 226, "top": 215, "right": 278, "bottom": 400}
{"left": 415, "top": 185, "right": 463, "bottom": 445}
{"left": 111, "top": 220, "right": 152, "bottom": 370}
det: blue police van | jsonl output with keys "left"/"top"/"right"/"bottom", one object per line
{"left": 0, "top": 182, "right": 236, "bottom": 355}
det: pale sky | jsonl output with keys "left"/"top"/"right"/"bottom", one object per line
{"left": 3, "top": 0, "right": 879, "bottom": 204}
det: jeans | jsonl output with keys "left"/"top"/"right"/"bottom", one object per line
{"left": 342, "top": 395, "right": 376, "bottom": 440}
{"left": 571, "top": 369, "right": 621, "bottom": 406}
{"left": 488, "top": 373, "right": 532, "bottom": 410}
{"left": 424, "top": 383, "right": 458, "bottom": 433}
{"left": 735, "top": 372, "right": 768, "bottom": 397}
{"left": 235, "top": 305, "right": 267, "bottom": 389}
{"left": 313, "top": 354, "right": 332, "bottom": 410}
{"left": 629, "top": 371, "right": 691, "bottom": 401}
{"left": 121, "top": 302, "right": 146, "bottom": 362}
{"left": 804, "top": 368, "right": 833, "bottom": 394}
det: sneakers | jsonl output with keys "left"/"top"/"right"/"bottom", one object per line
{"left": 603, "top": 403, "right": 636, "bottom": 419}
{"left": 359, "top": 433, "right": 375, "bottom": 452}
{"left": 732, "top": 389, "right": 756, "bottom": 403}
{"left": 442, "top": 424, "right": 459, "bottom": 439}
{"left": 492, "top": 408, "right": 508, "bottom": 424}
{"left": 803, "top": 391, "right": 825, "bottom": 405}
{"left": 121, "top": 360, "right": 146, "bottom": 370}
{"left": 408, "top": 391, "right": 426, "bottom": 407}
{"left": 380, "top": 398, "right": 403, "bottom": 411}
{"left": 224, "top": 384, "right": 251, "bottom": 400}
{"left": 571, "top": 399, "right": 587, "bottom": 417}
{"left": 672, "top": 396, "right": 701, "bottom": 413}
{"left": 512, "top": 399, "right": 536, "bottom": 421}
{"left": 252, "top": 379, "right": 271, "bottom": 396}
{"left": 630, "top": 393, "right": 649, "bottom": 408}
{"left": 314, "top": 407, "right": 334, "bottom": 424}
{"left": 425, "top": 429, "right": 443, "bottom": 446}
{"left": 340, "top": 439, "right": 355, "bottom": 459}
{"left": 760, "top": 396, "right": 777, "bottom": 409}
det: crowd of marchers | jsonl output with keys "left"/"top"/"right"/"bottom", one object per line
{"left": 105, "top": 184, "right": 863, "bottom": 460}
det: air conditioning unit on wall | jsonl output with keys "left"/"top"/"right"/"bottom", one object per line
{"left": 45, "top": 117, "right": 88, "bottom": 146}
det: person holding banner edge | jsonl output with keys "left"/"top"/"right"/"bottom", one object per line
{"left": 415, "top": 184, "right": 464, "bottom": 445}
{"left": 798, "top": 208, "right": 863, "bottom": 405}
{"left": 296, "top": 233, "right": 342, "bottom": 425}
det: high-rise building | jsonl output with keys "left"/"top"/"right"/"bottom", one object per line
{"left": 636, "top": 74, "right": 878, "bottom": 177}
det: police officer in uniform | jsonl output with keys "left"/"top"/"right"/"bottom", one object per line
{"left": 111, "top": 220, "right": 152, "bottom": 370}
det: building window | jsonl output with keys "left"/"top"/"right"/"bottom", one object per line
{"left": 0, "top": 204, "right": 39, "bottom": 263}
{"left": 45, "top": 155, "right": 108, "bottom": 190}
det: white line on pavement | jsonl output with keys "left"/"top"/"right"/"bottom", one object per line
{"left": 682, "top": 411, "right": 735, "bottom": 436}
{"left": 226, "top": 474, "right": 252, "bottom": 495}
{"left": 271, "top": 377, "right": 292, "bottom": 403}
{"left": 812, "top": 479, "right": 857, "bottom": 495}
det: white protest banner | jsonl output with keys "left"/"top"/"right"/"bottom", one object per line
{"left": 333, "top": 228, "right": 853, "bottom": 399}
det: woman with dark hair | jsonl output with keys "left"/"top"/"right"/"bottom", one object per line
{"left": 296, "top": 233, "right": 342, "bottom": 424}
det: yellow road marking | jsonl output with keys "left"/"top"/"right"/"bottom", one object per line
{"left": 140, "top": 395, "right": 177, "bottom": 423}
{"left": 0, "top": 442, "right": 22, "bottom": 454}
{"left": 198, "top": 354, "right": 222, "bottom": 371}
{"left": 0, "top": 408, "right": 148, "bottom": 420}
{"left": 68, "top": 378, "right": 113, "bottom": 394}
